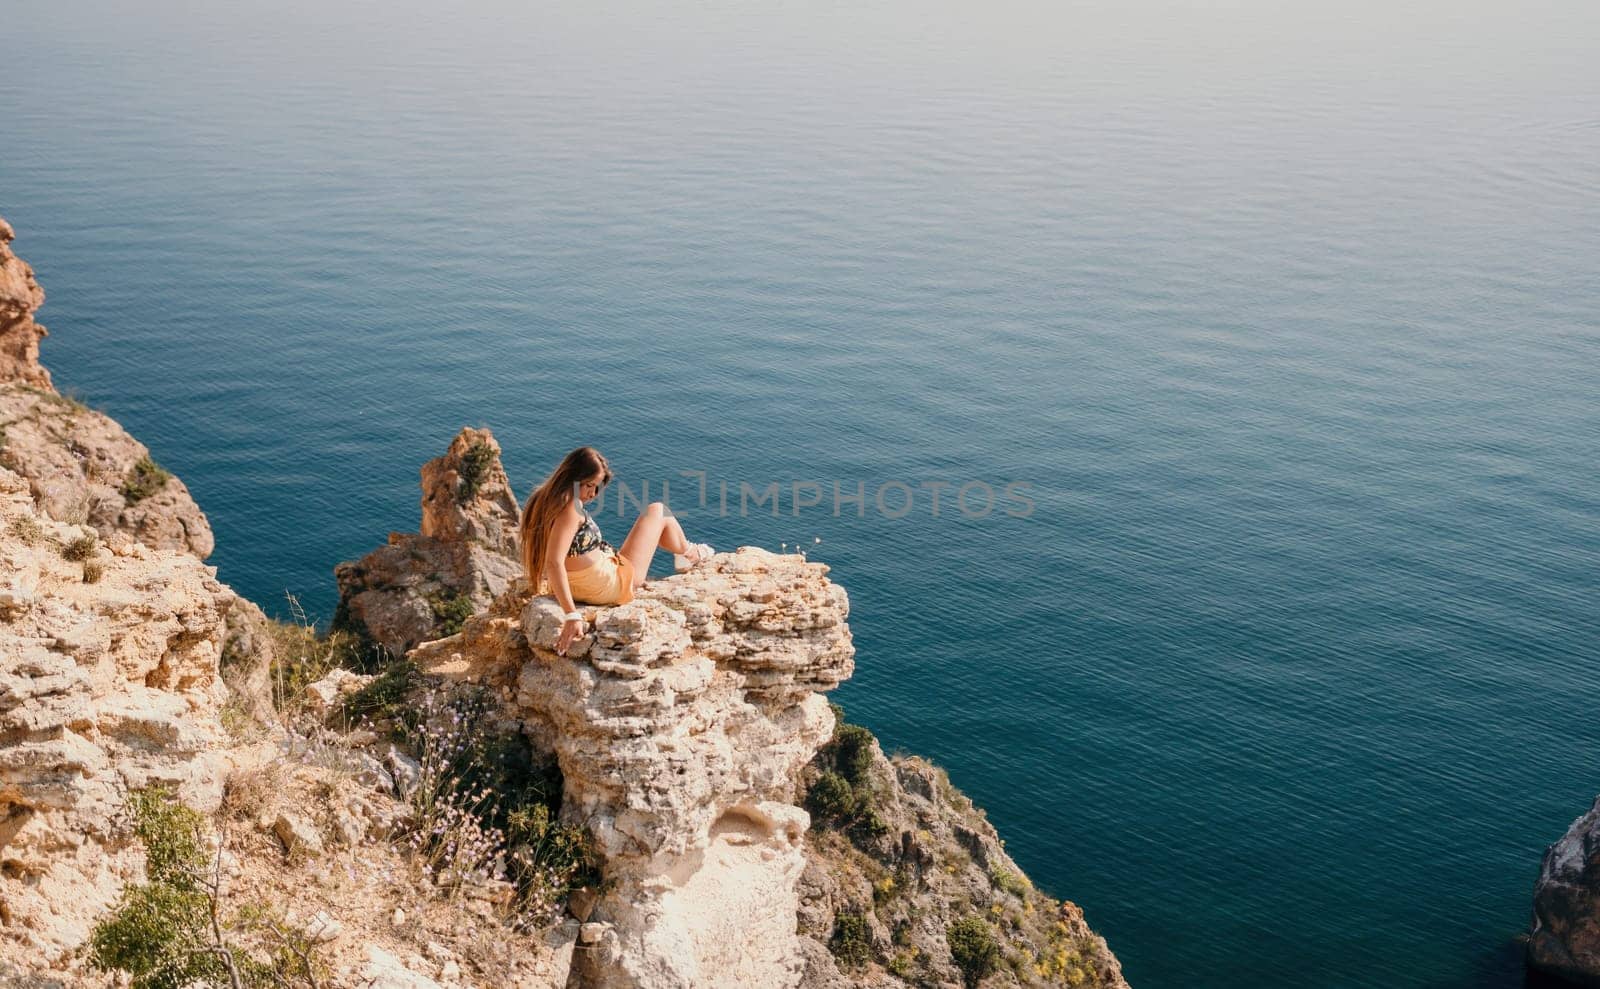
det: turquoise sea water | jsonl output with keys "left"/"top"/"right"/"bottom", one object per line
{"left": 5, "top": 2, "right": 1599, "bottom": 985}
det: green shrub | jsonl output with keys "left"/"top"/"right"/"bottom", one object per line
{"left": 89, "top": 788, "right": 323, "bottom": 989}
{"left": 340, "top": 659, "right": 419, "bottom": 729}
{"left": 887, "top": 950, "right": 917, "bottom": 979}
{"left": 807, "top": 706, "right": 889, "bottom": 840}
{"left": 121, "top": 456, "right": 171, "bottom": 505}
{"left": 829, "top": 911, "right": 871, "bottom": 969}
{"left": 947, "top": 917, "right": 1000, "bottom": 987}
{"left": 807, "top": 772, "right": 858, "bottom": 822}
{"left": 456, "top": 441, "right": 497, "bottom": 502}
{"left": 428, "top": 592, "right": 475, "bottom": 637}
{"left": 833, "top": 723, "right": 875, "bottom": 786}
{"left": 991, "top": 869, "right": 1030, "bottom": 898}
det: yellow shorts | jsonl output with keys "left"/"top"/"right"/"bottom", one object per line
{"left": 566, "top": 553, "right": 636, "bottom": 606}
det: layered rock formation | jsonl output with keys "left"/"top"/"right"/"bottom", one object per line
{"left": 0, "top": 462, "right": 236, "bottom": 962}
{"left": 413, "top": 546, "right": 1127, "bottom": 988}
{"left": 334, "top": 427, "right": 522, "bottom": 659}
{"left": 1530, "top": 797, "right": 1600, "bottom": 985}
{"left": 0, "top": 220, "right": 214, "bottom": 559}
{"left": 414, "top": 548, "right": 855, "bottom": 988}
{"left": 0, "top": 215, "right": 262, "bottom": 969}
{"left": 0, "top": 218, "right": 51, "bottom": 390}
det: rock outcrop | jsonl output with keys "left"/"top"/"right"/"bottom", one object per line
{"left": 0, "top": 216, "right": 264, "bottom": 969}
{"left": 413, "top": 547, "right": 855, "bottom": 988}
{"left": 0, "top": 218, "right": 214, "bottom": 559}
{"left": 0, "top": 218, "right": 50, "bottom": 390}
{"left": 334, "top": 427, "right": 522, "bottom": 659}
{"left": 0, "top": 462, "right": 236, "bottom": 962}
{"left": 1529, "top": 796, "right": 1600, "bottom": 985}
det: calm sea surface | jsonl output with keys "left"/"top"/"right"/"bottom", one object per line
{"left": 5, "top": 2, "right": 1599, "bottom": 985}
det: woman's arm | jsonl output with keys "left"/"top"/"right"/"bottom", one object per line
{"left": 545, "top": 504, "right": 584, "bottom": 654}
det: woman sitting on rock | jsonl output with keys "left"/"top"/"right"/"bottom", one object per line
{"left": 519, "top": 446, "right": 713, "bottom": 655}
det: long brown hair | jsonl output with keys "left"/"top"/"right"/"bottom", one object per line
{"left": 519, "top": 446, "right": 612, "bottom": 594}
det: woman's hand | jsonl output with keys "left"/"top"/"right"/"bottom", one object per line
{"left": 556, "top": 617, "right": 586, "bottom": 656}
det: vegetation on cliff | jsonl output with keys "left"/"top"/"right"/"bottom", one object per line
{"left": 799, "top": 707, "right": 1126, "bottom": 988}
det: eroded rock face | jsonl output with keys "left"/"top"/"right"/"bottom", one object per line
{"left": 0, "top": 463, "right": 235, "bottom": 963}
{"left": 796, "top": 738, "right": 1129, "bottom": 989}
{"left": 334, "top": 427, "right": 522, "bottom": 659}
{"left": 413, "top": 547, "right": 854, "bottom": 989}
{"left": 0, "top": 385, "right": 216, "bottom": 559}
{"left": 0, "top": 217, "right": 51, "bottom": 390}
{"left": 1529, "top": 797, "right": 1600, "bottom": 986}
{"left": 0, "top": 217, "right": 215, "bottom": 559}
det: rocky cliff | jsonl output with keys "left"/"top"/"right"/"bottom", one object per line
{"left": 0, "top": 219, "right": 246, "bottom": 965}
{"left": 0, "top": 219, "right": 50, "bottom": 391}
{"left": 0, "top": 215, "right": 1126, "bottom": 988}
{"left": 413, "top": 547, "right": 854, "bottom": 988}
{"left": 409, "top": 545, "right": 1125, "bottom": 988}
{"left": 0, "top": 460, "right": 239, "bottom": 963}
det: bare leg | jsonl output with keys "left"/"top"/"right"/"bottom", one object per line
{"left": 619, "top": 502, "right": 691, "bottom": 588}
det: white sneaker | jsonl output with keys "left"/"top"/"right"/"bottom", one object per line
{"left": 674, "top": 542, "right": 715, "bottom": 573}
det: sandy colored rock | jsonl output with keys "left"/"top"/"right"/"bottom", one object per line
{"left": 334, "top": 428, "right": 522, "bottom": 659}
{"left": 415, "top": 546, "right": 854, "bottom": 989}
{"left": 0, "top": 463, "right": 231, "bottom": 964}
{"left": 0, "top": 384, "right": 216, "bottom": 559}
{"left": 0, "top": 216, "right": 50, "bottom": 390}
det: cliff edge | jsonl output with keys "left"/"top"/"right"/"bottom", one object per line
{"left": 0, "top": 215, "right": 1126, "bottom": 988}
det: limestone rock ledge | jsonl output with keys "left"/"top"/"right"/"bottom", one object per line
{"left": 1529, "top": 796, "right": 1600, "bottom": 986}
{"left": 0, "top": 463, "right": 237, "bottom": 963}
{"left": 413, "top": 547, "right": 854, "bottom": 988}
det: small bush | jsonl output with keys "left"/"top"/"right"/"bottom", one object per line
{"left": 62, "top": 533, "right": 97, "bottom": 561}
{"left": 89, "top": 787, "right": 324, "bottom": 989}
{"left": 8, "top": 516, "right": 44, "bottom": 545}
{"left": 221, "top": 764, "right": 284, "bottom": 822}
{"left": 121, "top": 456, "right": 171, "bottom": 505}
{"left": 400, "top": 689, "right": 602, "bottom": 928}
{"left": 829, "top": 911, "right": 871, "bottom": 969}
{"left": 428, "top": 592, "right": 475, "bottom": 637}
{"left": 991, "top": 869, "right": 1030, "bottom": 898}
{"left": 947, "top": 917, "right": 1000, "bottom": 987}
{"left": 340, "top": 659, "right": 420, "bottom": 730}
{"left": 888, "top": 950, "right": 918, "bottom": 979}
{"left": 456, "top": 441, "right": 497, "bottom": 502}
{"left": 807, "top": 706, "right": 890, "bottom": 840}
{"left": 807, "top": 772, "right": 858, "bottom": 822}
{"left": 833, "top": 723, "right": 875, "bottom": 786}
{"left": 82, "top": 560, "right": 105, "bottom": 584}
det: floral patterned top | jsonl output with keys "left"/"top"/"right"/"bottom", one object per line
{"left": 568, "top": 507, "right": 614, "bottom": 557}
